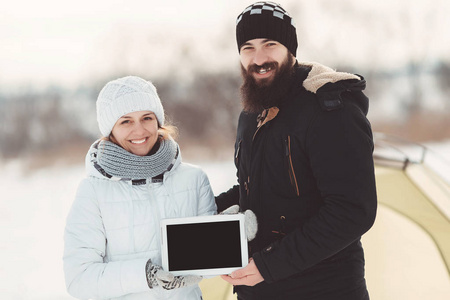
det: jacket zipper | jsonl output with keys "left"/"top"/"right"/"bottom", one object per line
{"left": 248, "top": 110, "right": 269, "bottom": 218}
{"left": 245, "top": 111, "right": 265, "bottom": 200}
{"left": 236, "top": 140, "right": 249, "bottom": 196}
{"left": 235, "top": 140, "right": 242, "bottom": 167}
{"left": 285, "top": 135, "right": 300, "bottom": 196}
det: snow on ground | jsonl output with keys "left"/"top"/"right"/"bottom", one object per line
{"left": 0, "top": 140, "right": 448, "bottom": 299}
{"left": 0, "top": 158, "right": 237, "bottom": 299}
{"left": 0, "top": 161, "right": 87, "bottom": 299}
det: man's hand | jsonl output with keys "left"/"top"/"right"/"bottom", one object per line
{"left": 220, "top": 258, "right": 264, "bottom": 286}
{"left": 220, "top": 204, "right": 258, "bottom": 241}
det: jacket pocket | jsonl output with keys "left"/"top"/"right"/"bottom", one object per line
{"left": 285, "top": 135, "right": 300, "bottom": 197}
{"left": 271, "top": 215, "right": 287, "bottom": 240}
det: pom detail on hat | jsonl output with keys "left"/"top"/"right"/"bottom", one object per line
{"left": 96, "top": 76, "right": 165, "bottom": 137}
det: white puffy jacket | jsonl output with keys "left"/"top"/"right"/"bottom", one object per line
{"left": 63, "top": 144, "right": 217, "bottom": 300}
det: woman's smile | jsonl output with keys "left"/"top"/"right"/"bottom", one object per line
{"left": 130, "top": 137, "right": 148, "bottom": 144}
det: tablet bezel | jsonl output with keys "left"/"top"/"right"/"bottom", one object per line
{"left": 160, "top": 214, "right": 248, "bottom": 276}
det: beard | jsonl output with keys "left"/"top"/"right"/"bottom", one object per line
{"left": 240, "top": 54, "right": 295, "bottom": 113}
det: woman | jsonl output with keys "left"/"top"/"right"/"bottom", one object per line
{"left": 63, "top": 76, "right": 217, "bottom": 299}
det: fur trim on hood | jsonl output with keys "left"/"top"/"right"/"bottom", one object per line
{"left": 300, "top": 61, "right": 361, "bottom": 94}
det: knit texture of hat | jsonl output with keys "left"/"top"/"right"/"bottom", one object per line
{"left": 236, "top": 1, "right": 297, "bottom": 57}
{"left": 96, "top": 76, "right": 165, "bottom": 137}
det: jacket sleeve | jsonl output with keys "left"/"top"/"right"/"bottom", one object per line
{"left": 196, "top": 170, "right": 218, "bottom": 216}
{"left": 253, "top": 92, "right": 377, "bottom": 283}
{"left": 63, "top": 179, "right": 150, "bottom": 299}
{"left": 215, "top": 185, "right": 240, "bottom": 213}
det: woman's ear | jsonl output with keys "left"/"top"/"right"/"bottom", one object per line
{"left": 109, "top": 134, "right": 117, "bottom": 145}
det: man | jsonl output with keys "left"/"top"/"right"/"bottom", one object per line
{"left": 216, "top": 2, "right": 377, "bottom": 299}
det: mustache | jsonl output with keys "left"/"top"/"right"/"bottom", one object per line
{"left": 247, "top": 62, "right": 279, "bottom": 73}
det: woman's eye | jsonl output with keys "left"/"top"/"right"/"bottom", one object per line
{"left": 144, "top": 116, "right": 154, "bottom": 121}
{"left": 120, "top": 120, "right": 130, "bottom": 125}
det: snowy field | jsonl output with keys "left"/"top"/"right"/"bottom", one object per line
{"left": 0, "top": 158, "right": 237, "bottom": 299}
{"left": 0, "top": 140, "right": 449, "bottom": 299}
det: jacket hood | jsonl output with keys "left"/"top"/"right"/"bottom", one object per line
{"left": 299, "top": 61, "right": 369, "bottom": 114}
{"left": 300, "top": 62, "right": 361, "bottom": 93}
{"left": 84, "top": 139, "right": 182, "bottom": 183}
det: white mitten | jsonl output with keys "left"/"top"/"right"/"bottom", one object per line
{"left": 221, "top": 204, "right": 258, "bottom": 241}
{"left": 145, "top": 260, "right": 202, "bottom": 290}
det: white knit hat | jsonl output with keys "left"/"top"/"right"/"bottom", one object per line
{"left": 96, "top": 76, "right": 165, "bottom": 137}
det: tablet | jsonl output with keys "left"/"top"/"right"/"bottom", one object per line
{"left": 160, "top": 214, "right": 248, "bottom": 276}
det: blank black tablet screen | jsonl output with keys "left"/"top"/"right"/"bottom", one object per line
{"left": 166, "top": 220, "right": 243, "bottom": 271}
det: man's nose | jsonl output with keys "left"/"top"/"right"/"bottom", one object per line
{"left": 252, "top": 48, "right": 268, "bottom": 66}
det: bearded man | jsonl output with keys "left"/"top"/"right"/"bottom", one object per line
{"left": 216, "top": 2, "right": 378, "bottom": 300}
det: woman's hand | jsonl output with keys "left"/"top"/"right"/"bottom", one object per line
{"left": 146, "top": 260, "right": 202, "bottom": 290}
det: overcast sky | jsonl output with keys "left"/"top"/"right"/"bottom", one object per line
{"left": 1, "top": 0, "right": 449, "bottom": 89}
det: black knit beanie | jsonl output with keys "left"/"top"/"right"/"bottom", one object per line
{"left": 236, "top": 1, "right": 297, "bottom": 57}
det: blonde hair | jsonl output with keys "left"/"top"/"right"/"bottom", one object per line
{"left": 158, "top": 124, "right": 179, "bottom": 141}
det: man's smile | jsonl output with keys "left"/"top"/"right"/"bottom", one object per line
{"left": 257, "top": 67, "right": 271, "bottom": 74}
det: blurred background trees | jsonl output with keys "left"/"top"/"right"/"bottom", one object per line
{"left": 1, "top": 60, "right": 449, "bottom": 162}
{"left": 1, "top": 0, "right": 449, "bottom": 164}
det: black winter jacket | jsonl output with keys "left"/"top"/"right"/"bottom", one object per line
{"left": 216, "top": 62, "right": 377, "bottom": 300}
